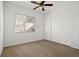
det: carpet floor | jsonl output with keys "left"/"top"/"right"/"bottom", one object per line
{"left": 1, "top": 40, "right": 79, "bottom": 57}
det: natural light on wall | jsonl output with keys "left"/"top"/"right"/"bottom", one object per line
{"left": 15, "top": 14, "right": 35, "bottom": 32}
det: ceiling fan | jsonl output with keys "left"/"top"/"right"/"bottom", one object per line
{"left": 31, "top": 1, "right": 53, "bottom": 11}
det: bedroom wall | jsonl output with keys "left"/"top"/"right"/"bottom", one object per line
{"left": 45, "top": 1, "right": 72, "bottom": 46}
{"left": 0, "top": 1, "right": 3, "bottom": 55}
{"left": 71, "top": 2, "right": 79, "bottom": 49}
{"left": 45, "top": 1, "right": 79, "bottom": 49}
{"left": 3, "top": 2, "right": 45, "bottom": 47}
{"left": 44, "top": 12, "right": 51, "bottom": 40}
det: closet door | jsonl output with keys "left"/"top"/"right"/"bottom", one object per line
{"left": 0, "top": 1, "right": 3, "bottom": 55}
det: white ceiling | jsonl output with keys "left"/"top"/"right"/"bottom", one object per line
{"left": 8, "top": 1, "right": 54, "bottom": 13}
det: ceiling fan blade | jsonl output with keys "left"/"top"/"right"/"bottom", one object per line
{"left": 44, "top": 4, "right": 53, "bottom": 6}
{"left": 33, "top": 6, "right": 39, "bottom": 10}
{"left": 42, "top": 8, "right": 45, "bottom": 11}
{"left": 41, "top": 1, "right": 45, "bottom": 5}
{"left": 31, "top": 1, "right": 39, "bottom": 5}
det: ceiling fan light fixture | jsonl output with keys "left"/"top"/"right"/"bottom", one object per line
{"left": 31, "top": 1, "right": 53, "bottom": 11}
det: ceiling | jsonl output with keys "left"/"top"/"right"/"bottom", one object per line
{"left": 8, "top": 1, "right": 54, "bottom": 13}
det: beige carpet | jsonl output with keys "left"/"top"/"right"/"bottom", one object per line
{"left": 1, "top": 39, "right": 79, "bottom": 57}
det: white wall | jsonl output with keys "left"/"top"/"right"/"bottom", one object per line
{"left": 71, "top": 2, "right": 79, "bottom": 49}
{"left": 44, "top": 12, "right": 51, "bottom": 40}
{"left": 45, "top": 2, "right": 72, "bottom": 46}
{"left": 0, "top": 1, "right": 3, "bottom": 55}
{"left": 45, "top": 1, "right": 79, "bottom": 49}
{"left": 3, "top": 2, "right": 44, "bottom": 47}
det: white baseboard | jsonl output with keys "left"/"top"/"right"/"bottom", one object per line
{"left": 47, "top": 39, "right": 79, "bottom": 50}
{"left": 4, "top": 37, "right": 45, "bottom": 47}
{"left": 0, "top": 47, "right": 3, "bottom": 56}
{"left": 70, "top": 45, "right": 79, "bottom": 50}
